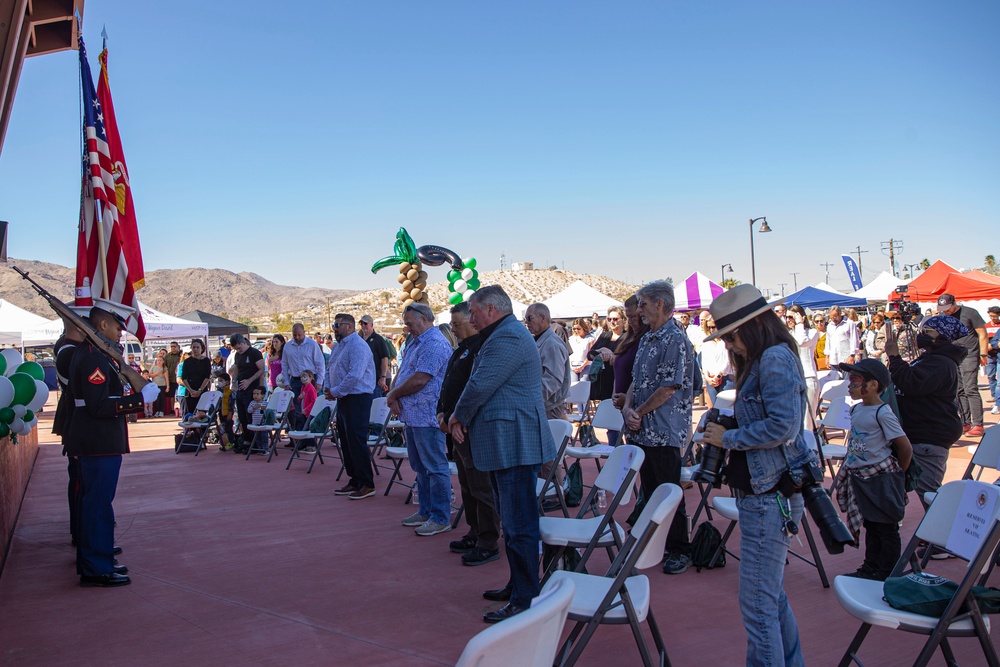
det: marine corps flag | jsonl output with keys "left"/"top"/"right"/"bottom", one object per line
{"left": 76, "top": 34, "right": 146, "bottom": 340}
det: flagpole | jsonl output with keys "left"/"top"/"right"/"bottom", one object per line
{"left": 94, "top": 207, "right": 111, "bottom": 300}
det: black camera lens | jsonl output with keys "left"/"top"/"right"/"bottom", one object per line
{"left": 800, "top": 483, "right": 854, "bottom": 554}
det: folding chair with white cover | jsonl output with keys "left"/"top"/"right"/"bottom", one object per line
{"left": 244, "top": 389, "right": 294, "bottom": 461}
{"left": 834, "top": 480, "right": 1000, "bottom": 667}
{"left": 540, "top": 445, "right": 645, "bottom": 582}
{"left": 543, "top": 483, "right": 682, "bottom": 667}
{"left": 285, "top": 398, "right": 336, "bottom": 473}
{"left": 537, "top": 420, "right": 576, "bottom": 517}
{"left": 564, "top": 400, "right": 623, "bottom": 475}
{"left": 565, "top": 380, "right": 593, "bottom": 444}
{"left": 175, "top": 391, "right": 222, "bottom": 456}
{"left": 455, "top": 576, "right": 575, "bottom": 667}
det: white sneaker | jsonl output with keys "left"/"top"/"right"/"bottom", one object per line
{"left": 992, "top": 405, "right": 999, "bottom": 415}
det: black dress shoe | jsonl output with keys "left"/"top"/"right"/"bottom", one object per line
{"left": 80, "top": 572, "right": 131, "bottom": 588}
{"left": 483, "top": 603, "right": 526, "bottom": 624}
{"left": 114, "top": 565, "right": 128, "bottom": 575}
{"left": 482, "top": 583, "right": 513, "bottom": 602}
{"left": 113, "top": 546, "right": 123, "bottom": 556}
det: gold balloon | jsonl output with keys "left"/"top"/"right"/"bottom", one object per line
{"left": 399, "top": 292, "right": 410, "bottom": 302}
{"left": 399, "top": 261, "right": 411, "bottom": 274}
{"left": 410, "top": 288, "right": 423, "bottom": 300}
{"left": 418, "top": 271, "right": 428, "bottom": 282}
{"left": 414, "top": 280, "right": 427, "bottom": 290}
{"left": 396, "top": 273, "right": 407, "bottom": 284}
{"left": 402, "top": 279, "right": 414, "bottom": 292}
{"left": 406, "top": 269, "right": 419, "bottom": 281}
{"left": 402, "top": 298, "right": 414, "bottom": 309}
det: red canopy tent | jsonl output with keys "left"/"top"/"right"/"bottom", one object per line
{"left": 888, "top": 260, "right": 957, "bottom": 301}
{"left": 888, "top": 260, "right": 1000, "bottom": 302}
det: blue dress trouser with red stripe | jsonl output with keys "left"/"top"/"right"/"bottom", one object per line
{"left": 76, "top": 456, "right": 122, "bottom": 577}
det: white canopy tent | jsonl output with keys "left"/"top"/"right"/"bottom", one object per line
{"left": 850, "top": 271, "right": 909, "bottom": 303}
{"left": 0, "top": 299, "right": 49, "bottom": 346}
{"left": 541, "top": 281, "right": 621, "bottom": 320}
{"left": 21, "top": 300, "right": 209, "bottom": 347}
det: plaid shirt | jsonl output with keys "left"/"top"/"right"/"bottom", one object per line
{"left": 834, "top": 456, "right": 905, "bottom": 540}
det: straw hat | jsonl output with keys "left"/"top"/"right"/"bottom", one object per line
{"left": 704, "top": 284, "right": 786, "bottom": 342}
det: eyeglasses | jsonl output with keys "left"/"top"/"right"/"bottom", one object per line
{"left": 524, "top": 315, "right": 537, "bottom": 323}
{"left": 606, "top": 316, "right": 620, "bottom": 322}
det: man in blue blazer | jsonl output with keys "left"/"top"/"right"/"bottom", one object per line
{"left": 449, "top": 285, "right": 557, "bottom": 623}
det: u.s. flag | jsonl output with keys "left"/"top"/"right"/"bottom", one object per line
{"left": 77, "top": 35, "right": 146, "bottom": 340}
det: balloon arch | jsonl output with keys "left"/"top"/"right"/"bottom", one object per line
{"left": 0, "top": 348, "right": 49, "bottom": 442}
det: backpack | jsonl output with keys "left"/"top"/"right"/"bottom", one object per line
{"left": 563, "top": 461, "right": 583, "bottom": 507}
{"left": 690, "top": 521, "right": 725, "bottom": 571}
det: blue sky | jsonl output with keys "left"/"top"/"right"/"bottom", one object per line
{"left": 1, "top": 1, "right": 997, "bottom": 298}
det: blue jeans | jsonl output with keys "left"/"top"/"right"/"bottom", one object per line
{"left": 491, "top": 464, "right": 542, "bottom": 608}
{"left": 736, "top": 492, "right": 805, "bottom": 667}
{"left": 987, "top": 355, "right": 998, "bottom": 402}
{"left": 76, "top": 456, "right": 122, "bottom": 577}
{"left": 405, "top": 426, "right": 451, "bottom": 525}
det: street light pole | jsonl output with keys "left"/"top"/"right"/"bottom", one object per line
{"left": 748, "top": 217, "right": 771, "bottom": 287}
{"left": 721, "top": 263, "right": 733, "bottom": 286}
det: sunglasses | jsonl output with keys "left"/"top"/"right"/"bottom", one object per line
{"left": 606, "top": 317, "right": 620, "bottom": 322}
{"left": 721, "top": 329, "right": 739, "bottom": 343}
{"left": 707, "top": 326, "right": 717, "bottom": 331}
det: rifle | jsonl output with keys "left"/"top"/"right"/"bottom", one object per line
{"left": 12, "top": 266, "right": 149, "bottom": 390}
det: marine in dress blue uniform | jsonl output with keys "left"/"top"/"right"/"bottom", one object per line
{"left": 65, "top": 306, "right": 145, "bottom": 587}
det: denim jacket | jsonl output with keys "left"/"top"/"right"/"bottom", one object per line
{"left": 721, "top": 344, "right": 815, "bottom": 494}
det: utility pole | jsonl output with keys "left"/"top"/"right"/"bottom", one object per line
{"left": 778, "top": 282, "right": 787, "bottom": 297}
{"left": 820, "top": 262, "right": 835, "bottom": 284}
{"left": 854, "top": 246, "right": 869, "bottom": 280}
{"left": 326, "top": 297, "right": 331, "bottom": 332}
{"left": 789, "top": 272, "right": 799, "bottom": 291}
{"left": 881, "top": 238, "right": 904, "bottom": 277}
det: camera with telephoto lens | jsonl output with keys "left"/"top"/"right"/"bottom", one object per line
{"left": 693, "top": 408, "right": 738, "bottom": 487}
{"left": 888, "top": 285, "right": 922, "bottom": 325}
{"left": 784, "top": 464, "right": 855, "bottom": 554}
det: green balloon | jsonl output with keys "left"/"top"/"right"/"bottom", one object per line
{"left": 23, "top": 410, "right": 34, "bottom": 423}
{"left": 447, "top": 269, "right": 461, "bottom": 282}
{"left": 0, "top": 407, "right": 13, "bottom": 424}
{"left": 9, "top": 373, "right": 36, "bottom": 407}
{"left": 0, "top": 355, "right": 5, "bottom": 376}
{"left": 0, "top": 422, "right": 8, "bottom": 438}
{"left": 448, "top": 292, "right": 463, "bottom": 305}
{"left": 468, "top": 278, "right": 481, "bottom": 290}
{"left": 464, "top": 257, "right": 477, "bottom": 270}
{"left": 15, "top": 361, "right": 44, "bottom": 382}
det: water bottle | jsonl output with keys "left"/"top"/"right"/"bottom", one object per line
{"left": 596, "top": 490, "right": 607, "bottom": 511}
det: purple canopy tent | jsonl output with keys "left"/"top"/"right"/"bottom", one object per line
{"left": 674, "top": 272, "right": 725, "bottom": 312}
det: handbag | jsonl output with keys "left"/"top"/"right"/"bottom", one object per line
{"left": 587, "top": 356, "right": 604, "bottom": 382}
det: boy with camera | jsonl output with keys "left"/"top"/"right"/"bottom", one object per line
{"left": 834, "top": 358, "right": 912, "bottom": 581}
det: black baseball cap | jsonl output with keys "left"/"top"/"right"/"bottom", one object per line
{"left": 836, "top": 359, "right": 890, "bottom": 392}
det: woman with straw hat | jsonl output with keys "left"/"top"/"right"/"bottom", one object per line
{"left": 701, "top": 284, "right": 816, "bottom": 667}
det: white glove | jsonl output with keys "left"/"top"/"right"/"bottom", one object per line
{"left": 141, "top": 383, "right": 161, "bottom": 404}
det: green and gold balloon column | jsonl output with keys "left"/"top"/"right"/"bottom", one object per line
{"left": 372, "top": 228, "right": 479, "bottom": 309}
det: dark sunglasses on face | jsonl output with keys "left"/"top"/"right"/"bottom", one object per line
{"left": 721, "top": 330, "right": 738, "bottom": 343}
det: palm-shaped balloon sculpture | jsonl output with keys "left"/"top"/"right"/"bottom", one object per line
{"left": 371, "top": 228, "right": 480, "bottom": 308}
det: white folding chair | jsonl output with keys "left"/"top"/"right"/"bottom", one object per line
{"left": 815, "top": 395, "right": 855, "bottom": 485}
{"left": 455, "top": 577, "right": 575, "bottom": 667}
{"left": 540, "top": 445, "right": 645, "bottom": 581}
{"left": 565, "top": 380, "right": 593, "bottom": 444}
{"left": 285, "top": 398, "right": 336, "bottom": 473}
{"left": 564, "top": 400, "right": 623, "bottom": 474}
{"left": 818, "top": 378, "right": 849, "bottom": 414}
{"left": 543, "top": 483, "right": 683, "bottom": 667}
{"left": 834, "top": 480, "right": 1000, "bottom": 667}
{"left": 175, "top": 391, "right": 222, "bottom": 456}
{"left": 244, "top": 389, "right": 294, "bottom": 461}
{"left": 961, "top": 424, "right": 1000, "bottom": 481}
{"left": 537, "top": 420, "right": 576, "bottom": 517}
{"left": 712, "top": 389, "right": 736, "bottom": 411}
{"left": 365, "top": 397, "right": 405, "bottom": 479}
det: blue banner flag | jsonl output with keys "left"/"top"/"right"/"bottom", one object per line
{"left": 842, "top": 254, "right": 863, "bottom": 291}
